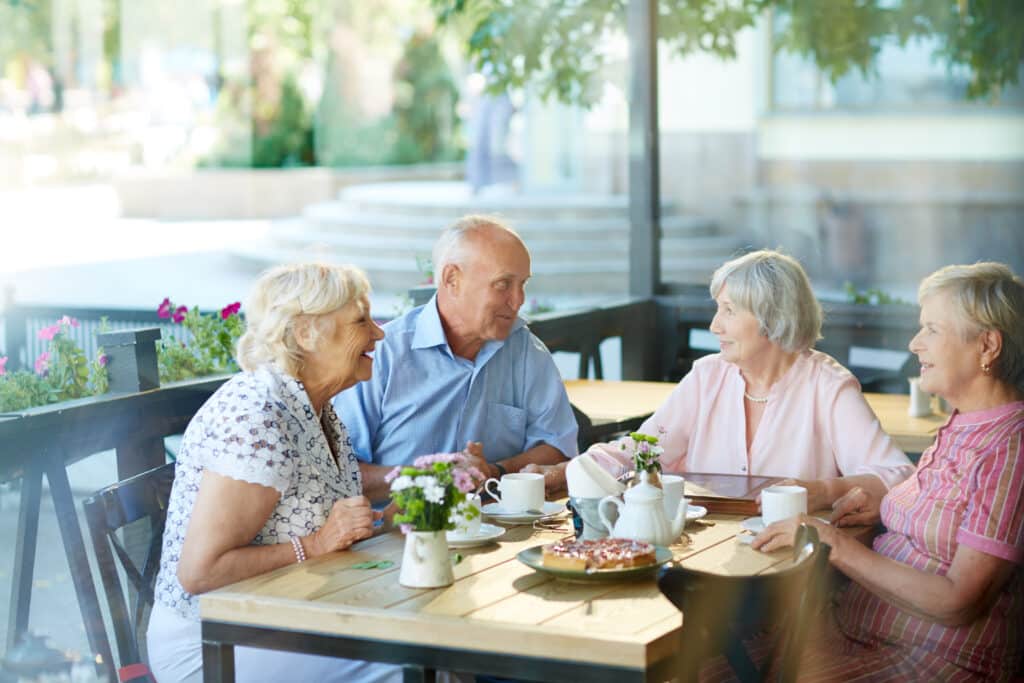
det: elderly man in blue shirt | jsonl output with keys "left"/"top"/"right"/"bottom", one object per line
{"left": 333, "top": 215, "right": 579, "bottom": 501}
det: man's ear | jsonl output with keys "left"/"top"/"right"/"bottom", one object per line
{"left": 441, "top": 263, "right": 461, "bottom": 293}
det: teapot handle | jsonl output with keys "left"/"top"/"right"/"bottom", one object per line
{"left": 598, "top": 495, "right": 623, "bottom": 535}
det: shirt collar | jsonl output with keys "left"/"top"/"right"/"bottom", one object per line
{"left": 410, "top": 294, "right": 527, "bottom": 362}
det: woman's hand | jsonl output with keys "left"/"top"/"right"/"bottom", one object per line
{"left": 766, "top": 478, "right": 828, "bottom": 513}
{"left": 829, "top": 485, "right": 882, "bottom": 527}
{"left": 521, "top": 462, "right": 568, "bottom": 495}
{"left": 307, "top": 496, "right": 380, "bottom": 557}
{"left": 751, "top": 514, "right": 837, "bottom": 553}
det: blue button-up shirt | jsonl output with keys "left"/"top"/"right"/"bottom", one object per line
{"left": 333, "top": 296, "right": 578, "bottom": 467}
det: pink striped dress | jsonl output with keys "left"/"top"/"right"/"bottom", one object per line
{"left": 802, "top": 401, "right": 1024, "bottom": 681}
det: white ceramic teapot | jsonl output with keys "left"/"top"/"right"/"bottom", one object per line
{"left": 598, "top": 470, "right": 687, "bottom": 546}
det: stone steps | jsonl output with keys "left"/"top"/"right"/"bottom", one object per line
{"left": 231, "top": 181, "right": 746, "bottom": 294}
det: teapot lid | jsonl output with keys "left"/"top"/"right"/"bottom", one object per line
{"left": 623, "top": 470, "right": 663, "bottom": 503}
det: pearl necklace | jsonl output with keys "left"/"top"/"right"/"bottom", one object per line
{"left": 744, "top": 391, "right": 769, "bottom": 403}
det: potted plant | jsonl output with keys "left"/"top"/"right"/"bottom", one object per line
{"left": 387, "top": 452, "right": 485, "bottom": 587}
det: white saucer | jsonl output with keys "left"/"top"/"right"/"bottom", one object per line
{"left": 686, "top": 505, "right": 708, "bottom": 523}
{"left": 446, "top": 523, "right": 505, "bottom": 548}
{"left": 482, "top": 501, "right": 563, "bottom": 524}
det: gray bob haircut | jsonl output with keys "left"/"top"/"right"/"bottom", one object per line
{"left": 432, "top": 215, "right": 524, "bottom": 275}
{"left": 918, "top": 262, "right": 1024, "bottom": 390}
{"left": 709, "top": 249, "right": 822, "bottom": 353}
{"left": 236, "top": 262, "right": 371, "bottom": 376}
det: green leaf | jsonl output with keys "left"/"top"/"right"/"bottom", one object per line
{"left": 351, "top": 560, "right": 395, "bottom": 570}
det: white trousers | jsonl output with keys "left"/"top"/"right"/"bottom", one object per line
{"left": 147, "top": 602, "right": 402, "bottom": 683}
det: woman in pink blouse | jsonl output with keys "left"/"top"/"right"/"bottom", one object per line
{"left": 756, "top": 262, "right": 1024, "bottom": 680}
{"left": 528, "top": 249, "right": 913, "bottom": 512}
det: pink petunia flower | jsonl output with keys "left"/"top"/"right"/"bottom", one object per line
{"left": 0, "top": 356, "right": 7, "bottom": 376}
{"left": 172, "top": 305, "right": 188, "bottom": 324}
{"left": 34, "top": 351, "right": 50, "bottom": 375}
{"left": 157, "top": 297, "right": 172, "bottom": 319}
{"left": 59, "top": 315, "right": 80, "bottom": 328}
{"left": 97, "top": 353, "right": 108, "bottom": 367}
{"left": 37, "top": 323, "right": 62, "bottom": 341}
{"left": 220, "top": 302, "right": 242, "bottom": 320}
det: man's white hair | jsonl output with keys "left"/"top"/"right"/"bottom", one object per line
{"left": 432, "top": 215, "right": 525, "bottom": 275}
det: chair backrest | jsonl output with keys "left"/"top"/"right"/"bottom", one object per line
{"left": 82, "top": 462, "right": 175, "bottom": 682}
{"left": 570, "top": 402, "right": 595, "bottom": 451}
{"left": 657, "top": 524, "right": 832, "bottom": 683}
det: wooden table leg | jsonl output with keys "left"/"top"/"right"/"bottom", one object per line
{"left": 5, "top": 462, "right": 42, "bottom": 652}
{"left": 203, "top": 641, "right": 236, "bottom": 682}
{"left": 44, "top": 455, "right": 115, "bottom": 680}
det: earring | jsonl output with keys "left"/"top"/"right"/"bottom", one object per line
{"left": 982, "top": 362, "right": 991, "bottom": 373}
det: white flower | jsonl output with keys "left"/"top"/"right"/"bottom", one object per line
{"left": 423, "top": 482, "right": 446, "bottom": 504}
{"left": 390, "top": 475, "right": 414, "bottom": 491}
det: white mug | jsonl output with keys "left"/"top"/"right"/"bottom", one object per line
{"left": 449, "top": 493, "right": 482, "bottom": 538}
{"left": 484, "top": 473, "right": 544, "bottom": 513}
{"left": 908, "top": 377, "right": 932, "bottom": 418}
{"left": 761, "top": 485, "right": 808, "bottom": 526}
{"left": 661, "top": 474, "right": 688, "bottom": 520}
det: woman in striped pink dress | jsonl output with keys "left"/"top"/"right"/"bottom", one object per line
{"left": 755, "top": 262, "right": 1024, "bottom": 681}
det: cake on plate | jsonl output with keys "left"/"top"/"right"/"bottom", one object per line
{"left": 541, "top": 537, "right": 657, "bottom": 571}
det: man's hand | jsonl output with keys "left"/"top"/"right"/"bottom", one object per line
{"left": 463, "top": 441, "right": 500, "bottom": 480}
{"left": 521, "top": 462, "right": 568, "bottom": 495}
{"left": 830, "top": 486, "right": 882, "bottom": 527}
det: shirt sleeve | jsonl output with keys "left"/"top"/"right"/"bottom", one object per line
{"left": 827, "top": 375, "right": 915, "bottom": 489}
{"left": 584, "top": 367, "right": 701, "bottom": 475}
{"left": 957, "top": 428, "right": 1024, "bottom": 564}
{"left": 188, "top": 384, "right": 298, "bottom": 495}
{"left": 331, "top": 351, "right": 387, "bottom": 464}
{"left": 523, "top": 334, "right": 579, "bottom": 459}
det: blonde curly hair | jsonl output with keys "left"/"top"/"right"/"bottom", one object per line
{"left": 237, "top": 263, "right": 371, "bottom": 377}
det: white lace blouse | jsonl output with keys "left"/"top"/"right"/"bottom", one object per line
{"left": 154, "top": 364, "right": 363, "bottom": 620}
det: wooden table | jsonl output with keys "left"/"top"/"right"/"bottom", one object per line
{"left": 200, "top": 514, "right": 824, "bottom": 682}
{"left": 564, "top": 379, "right": 946, "bottom": 454}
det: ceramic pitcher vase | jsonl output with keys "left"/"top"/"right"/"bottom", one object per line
{"left": 399, "top": 530, "right": 454, "bottom": 588}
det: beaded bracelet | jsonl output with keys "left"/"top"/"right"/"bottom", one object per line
{"left": 290, "top": 535, "right": 307, "bottom": 564}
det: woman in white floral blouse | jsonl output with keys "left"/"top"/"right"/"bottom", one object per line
{"left": 147, "top": 262, "right": 393, "bottom": 682}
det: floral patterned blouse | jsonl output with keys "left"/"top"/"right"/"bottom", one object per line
{"left": 154, "top": 364, "right": 363, "bottom": 620}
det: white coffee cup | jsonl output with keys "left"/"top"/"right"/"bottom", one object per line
{"left": 761, "top": 485, "right": 808, "bottom": 526}
{"left": 661, "top": 474, "right": 688, "bottom": 520}
{"left": 908, "top": 377, "right": 932, "bottom": 418}
{"left": 484, "top": 472, "right": 544, "bottom": 513}
{"left": 450, "top": 493, "right": 482, "bottom": 538}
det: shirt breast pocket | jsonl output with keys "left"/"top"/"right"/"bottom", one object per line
{"left": 484, "top": 402, "right": 527, "bottom": 459}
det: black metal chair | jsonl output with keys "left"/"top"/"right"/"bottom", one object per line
{"left": 657, "top": 524, "right": 832, "bottom": 683}
{"left": 82, "top": 463, "right": 175, "bottom": 683}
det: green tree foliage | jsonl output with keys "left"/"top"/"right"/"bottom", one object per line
{"left": 430, "top": 0, "right": 1024, "bottom": 106}
{"left": 392, "top": 32, "right": 463, "bottom": 163}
